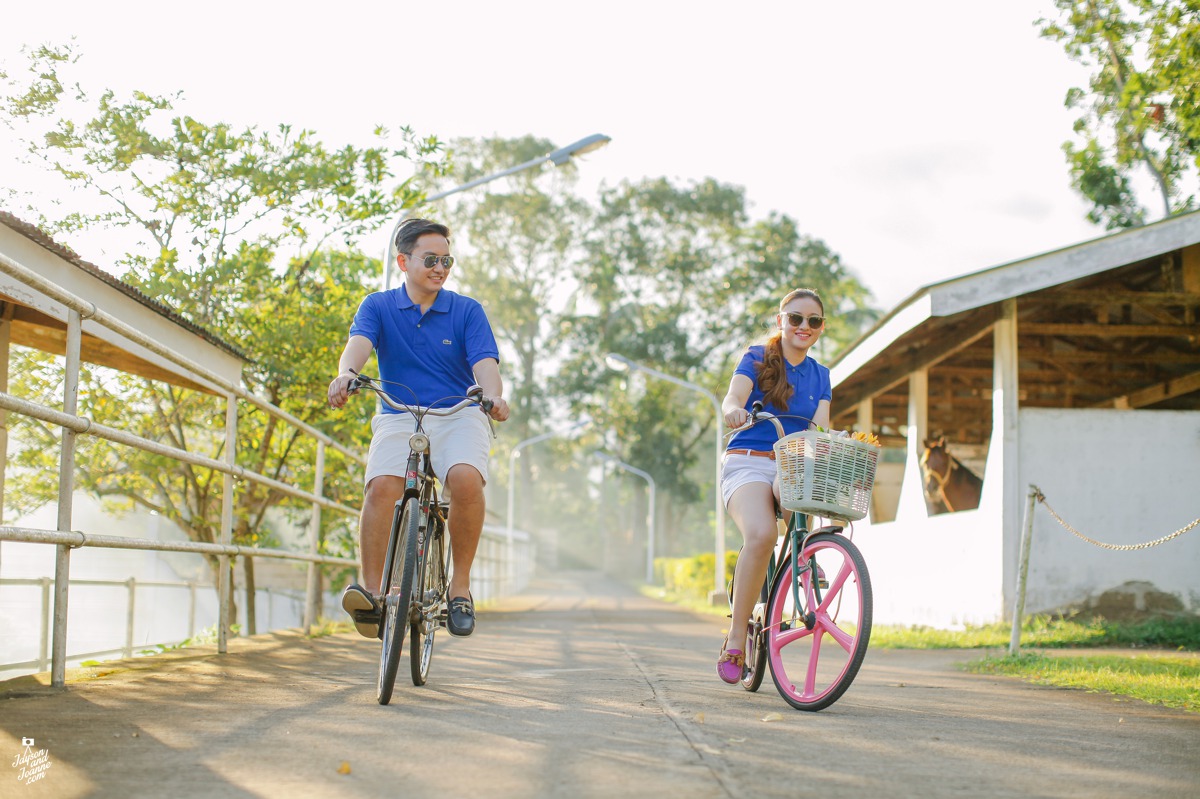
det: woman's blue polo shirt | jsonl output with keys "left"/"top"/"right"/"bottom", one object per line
{"left": 727, "top": 345, "right": 831, "bottom": 451}
{"left": 349, "top": 285, "right": 500, "bottom": 410}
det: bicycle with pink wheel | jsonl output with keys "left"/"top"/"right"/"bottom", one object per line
{"left": 726, "top": 404, "right": 879, "bottom": 711}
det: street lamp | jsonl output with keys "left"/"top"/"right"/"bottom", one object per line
{"left": 382, "top": 133, "right": 612, "bottom": 290}
{"left": 506, "top": 419, "right": 590, "bottom": 579}
{"left": 594, "top": 451, "right": 656, "bottom": 584}
{"left": 603, "top": 353, "right": 727, "bottom": 599}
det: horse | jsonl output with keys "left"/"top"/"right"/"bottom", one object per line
{"left": 920, "top": 436, "right": 983, "bottom": 514}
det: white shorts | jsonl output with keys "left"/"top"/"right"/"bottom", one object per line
{"left": 364, "top": 410, "right": 492, "bottom": 494}
{"left": 720, "top": 453, "right": 779, "bottom": 508}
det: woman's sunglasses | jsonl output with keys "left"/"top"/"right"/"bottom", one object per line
{"left": 782, "top": 312, "right": 825, "bottom": 330}
{"left": 409, "top": 254, "right": 456, "bottom": 269}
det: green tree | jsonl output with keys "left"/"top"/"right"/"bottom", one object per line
{"left": 1, "top": 43, "right": 447, "bottom": 626}
{"left": 1039, "top": 0, "right": 1200, "bottom": 228}
{"left": 556, "top": 177, "right": 876, "bottom": 560}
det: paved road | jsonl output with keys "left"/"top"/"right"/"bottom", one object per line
{"left": 2, "top": 570, "right": 1197, "bottom": 798}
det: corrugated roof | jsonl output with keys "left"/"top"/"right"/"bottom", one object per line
{"left": 0, "top": 210, "right": 248, "bottom": 362}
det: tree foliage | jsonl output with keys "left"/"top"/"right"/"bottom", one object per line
{"left": 1, "top": 42, "right": 880, "bottom": 585}
{"left": 1039, "top": 0, "right": 1200, "bottom": 228}
{"left": 1, "top": 43, "right": 448, "bottom": 619}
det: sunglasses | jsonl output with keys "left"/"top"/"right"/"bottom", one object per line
{"left": 782, "top": 312, "right": 825, "bottom": 330}
{"left": 409, "top": 254, "right": 456, "bottom": 269}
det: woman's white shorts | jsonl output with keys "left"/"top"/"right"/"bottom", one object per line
{"left": 720, "top": 452, "right": 779, "bottom": 508}
{"left": 364, "top": 410, "right": 492, "bottom": 494}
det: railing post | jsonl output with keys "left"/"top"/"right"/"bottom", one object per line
{"left": 51, "top": 308, "right": 82, "bottom": 687}
{"left": 1009, "top": 486, "right": 1040, "bottom": 656}
{"left": 38, "top": 576, "right": 51, "bottom": 671}
{"left": 218, "top": 395, "right": 237, "bottom": 653}
{"left": 188, "top": 581, "right": 196, "bottom": 640}
{"left": 124, "top": 577, "right": 136, "bottom": 658}
{"left": 304, "top": 440, "right": 326, "bottom": 633}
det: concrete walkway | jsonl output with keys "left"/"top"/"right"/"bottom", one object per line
{"left": 1, "top": 570, "right": 1197, "bottom": 798}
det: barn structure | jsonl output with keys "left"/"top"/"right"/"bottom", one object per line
{"left": 826, "top": 209, "right": 1200, "bottom": 627}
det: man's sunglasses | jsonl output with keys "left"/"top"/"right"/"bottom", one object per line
{"left": 409, "top": 254, "right": 456, "bottom": 269}
{"left": 782, "top": 312, "right": 825, "bottom": 330}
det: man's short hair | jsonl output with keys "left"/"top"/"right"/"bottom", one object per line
{"left": 395, "top": 218, "right": 451, "bottom": 253}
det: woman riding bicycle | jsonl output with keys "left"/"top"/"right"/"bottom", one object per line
{"left": 718, "top": 288, "right": 830, "bottom": 684}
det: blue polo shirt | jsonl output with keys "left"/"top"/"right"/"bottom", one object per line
{"left": 349, "top": 285, "right": 500, "bottom": 410}
{"left": 727, "top": 345, "right": 831, "bottom": 451}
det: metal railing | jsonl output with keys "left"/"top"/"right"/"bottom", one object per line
{"left": 0, "top": 247, "right": 532, "bottom": 687}
{"left": 0, "top": 575, "right": 320, "bottom": 673}
{"left": 0, "top": 521, "right": 532, "bottom": 676}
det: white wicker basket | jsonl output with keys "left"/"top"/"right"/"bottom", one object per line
{"left": 773, "top": 430, "right": 879, "bottom": 521}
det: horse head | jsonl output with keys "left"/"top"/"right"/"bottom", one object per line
{"left": 921, "top": 436, "right": 953, "bottom": 512}
{"left": 920, "top": 435, "right": 982, "bottom": 513}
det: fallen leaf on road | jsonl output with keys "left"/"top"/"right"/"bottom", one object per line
{"left": 762, "top": 712, "right": 784, "bottom": 722}
{"left": 337, "top": 762, "right": 352, "bottom": 775}
{"left": 694, "top": 713, "right": 705, "bottom": 724}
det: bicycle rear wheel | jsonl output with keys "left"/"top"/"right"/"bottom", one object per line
{"left": 410, "top": 516, "right": 446, "bottom": 686}
{"left": 766, "top": 532, "right": 872, "bottom": 711}
{"left": 377, "top": 498, "right": 420, "bottom": 705}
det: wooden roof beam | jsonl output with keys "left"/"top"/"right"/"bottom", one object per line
{"left": 837, "top": 307, "right": 998, "bottom": 413}
{"left": 1093, "top": 369, "right": 1200, "bottom": 409}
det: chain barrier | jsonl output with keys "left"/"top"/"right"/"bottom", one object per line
{"left": 1031, "top": 485, "right": 1200, "bottom": 551}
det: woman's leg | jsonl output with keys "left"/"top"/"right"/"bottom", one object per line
{"left": 726, "top": 481, "right": 780, "bottom": 648}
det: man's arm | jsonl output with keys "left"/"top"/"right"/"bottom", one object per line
{"left": 328, "top": 335, "right": 374, "bottom": 409}
{"left": 472, "top": 358, "right": 510, "bottom": 422}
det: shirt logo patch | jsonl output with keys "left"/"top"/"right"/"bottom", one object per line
{"left": 443, "top": 339, "right": 452, "bottom": 345}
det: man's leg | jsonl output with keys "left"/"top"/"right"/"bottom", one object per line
{"left": 342, "top": 474, "right": 404, "bottom": 637}
{"left": 444, "top": 464, "right": 485, "bottom": 599}
{"left": 444, "top": 463, "right": 485, "bottom": 636}
{"left": 360, "top": 475, "right": 405, "bottom": 592}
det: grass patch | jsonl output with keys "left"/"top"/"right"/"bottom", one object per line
{"left": 638, "top": 584, "right": 727, "bottom": 616}
{"left": 872, "top": 614, "right": 1200, "bottom": 651}
{"left": 965, "top": 652, "right": 1200, "bottom": 712}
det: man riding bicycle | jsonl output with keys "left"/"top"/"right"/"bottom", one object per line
{"left": 327, "top": 218, "right": 510, "bottom": 639}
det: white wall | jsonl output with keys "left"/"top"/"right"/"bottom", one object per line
{"left": 1016, "top": 408, "right": 1200, "bottom": 615}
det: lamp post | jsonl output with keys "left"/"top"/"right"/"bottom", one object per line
{"left": 604, "top": 353, "right": 727, "bottom": 599}
{"left": 594, "top": 452, "right": 656, "bottom": 584}
{"left": 506, "top": 420, "right": 590, "bottom": 583}
{"left": 382, "top": 133, "right": 611, "bottom": 291}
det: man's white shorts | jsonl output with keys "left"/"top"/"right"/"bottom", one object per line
{"left": 720, "top": 452, "right": 778, "bottom": 507}
{"left": 364, "top": 410, "right": 492, "bottom": 493}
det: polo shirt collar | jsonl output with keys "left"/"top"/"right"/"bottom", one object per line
{"left": 394, "top": 283, "right": 450, "bottom": 313}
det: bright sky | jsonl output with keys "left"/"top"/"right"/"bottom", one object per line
{"left": 2, "top": 0, "right": 1106, "bottom": 311}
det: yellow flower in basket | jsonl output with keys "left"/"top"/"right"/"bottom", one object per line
{"left": 849, "top": 430, "right": 882, "bottom": 447}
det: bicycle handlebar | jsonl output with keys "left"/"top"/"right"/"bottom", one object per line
{"left": 348, "top": 373, "right": 495, "bottom": 421}
{"left": 725, "top": 401, "right": 814, "bottom": 443}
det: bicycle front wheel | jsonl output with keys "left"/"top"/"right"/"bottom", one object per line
{"left": 410, "top": 517, "right": 446, "bottom": 686}
{"left": 377, "top": 498, "right": 420, "bottom": 705}
{"left": 766, "top": 532, "right": 872, "bottom": 711}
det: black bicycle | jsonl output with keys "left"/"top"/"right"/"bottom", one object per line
{"left": 348, "top": 374, "right": 494, "bottom": 705}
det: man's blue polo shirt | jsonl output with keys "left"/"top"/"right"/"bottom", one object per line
{"left": 349, "top": 284, "right": 500, "bottom": 410}
{"left": 727, "top": 345, "right": 831, "bottom": 451}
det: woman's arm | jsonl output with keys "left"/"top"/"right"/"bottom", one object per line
{"left": 721, "top": 374, "right": 754, "bottom": 429}
{"left": 811, "top": 399, "right": 831, "bottom": 430}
